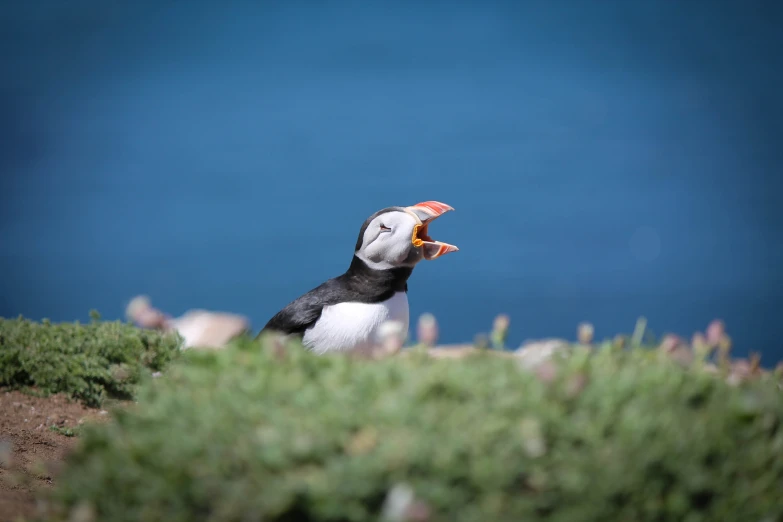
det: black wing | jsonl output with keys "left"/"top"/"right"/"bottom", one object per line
{"left": 258, "top": 256, "right": 411, "bottom": 339}
{"left": 258, "top": 279, "right": 344, "bottom": 337}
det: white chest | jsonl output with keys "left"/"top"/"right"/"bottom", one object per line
{"left": 302, "top": 292, "right": 410, "bottom": 354}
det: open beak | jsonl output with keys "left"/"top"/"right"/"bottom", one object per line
{"left": 404, "top": 201, "right": 459, "bottom": 260}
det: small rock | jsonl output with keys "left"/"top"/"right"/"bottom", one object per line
{"left": 514, "top": 339, "right": 570, "bottom": 370}
{"left": 425, "top": 346, "right": 479, "bottom": 359}
{"left": 381, "top": 483, "right": 417, "bottom": 522}
{"left": 171, "top": 310, "right": 250, "bottom": 350}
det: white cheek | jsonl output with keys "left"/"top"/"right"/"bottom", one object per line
{"left": 392, "top": 240, "right": 412, "bottom": 262}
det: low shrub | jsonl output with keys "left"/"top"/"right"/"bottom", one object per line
{"left": 0, "top": 312, "right": 181, "bottom": 407}
{"left": 44, "top": 335, "right": 783, "bottom": 521}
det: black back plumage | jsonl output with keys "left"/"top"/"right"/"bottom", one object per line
{"left": 260, "top": 256, "right": 412, "bottom": 335}
{"left": 260, "top": 207, "right": 413, "bottom": 337}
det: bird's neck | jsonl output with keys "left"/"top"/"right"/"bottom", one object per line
{"left": 343, "top": 255, "right": 413, "bottom": 294}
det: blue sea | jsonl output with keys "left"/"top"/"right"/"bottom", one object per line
{"left": 2, "top": 2, "right": 782, "bottom": 361}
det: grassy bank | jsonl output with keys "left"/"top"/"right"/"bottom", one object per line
{"left": 2, "top": 314, "right": 782, "bottom": 521}
{"left": 0, "top": 312, "right": 181, "bottom": 407}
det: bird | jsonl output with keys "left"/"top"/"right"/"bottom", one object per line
{"left": 258, "top": 201, "right": 458, "bottom": 354}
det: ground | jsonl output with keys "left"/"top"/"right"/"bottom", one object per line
{"left": 0, "top": 390, "right": 111, "bottom": 522}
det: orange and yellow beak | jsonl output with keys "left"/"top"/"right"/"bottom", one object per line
{"left": 404, "top": 201, "right": 459, "bottom": 260}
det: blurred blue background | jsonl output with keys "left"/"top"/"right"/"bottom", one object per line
{"left": 2, "top": 1, "right": 781, "bottom": 361}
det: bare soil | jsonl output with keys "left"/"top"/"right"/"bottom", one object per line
{"left": 0, "top": 390, "right": 112, "bottom": 522}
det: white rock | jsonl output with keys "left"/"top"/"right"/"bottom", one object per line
{"left": 381, "top": 483, "right": 415, "bottom": 521}
{"left": 513, "top": 339, "right": 571, "bottom": 369}
{"left": 170, "top": 310, "right": 249, "bottom": 350}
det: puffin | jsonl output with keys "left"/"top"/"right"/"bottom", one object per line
{"left": 259, "top": 201, "right": 458, "bottom": 354}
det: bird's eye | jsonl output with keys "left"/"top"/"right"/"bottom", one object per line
{"left": 380, "top": 224, "right": 391, "bottom": 232}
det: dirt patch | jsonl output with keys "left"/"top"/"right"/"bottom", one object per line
{"left": 0, "top": 390, "right": 113, "bottom": 522}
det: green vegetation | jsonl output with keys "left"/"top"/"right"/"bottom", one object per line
{"left": 49, "top": 425, "right": 81, "bottom": 437}
{"left": 41, "top": 334, "right": 783, "bottom": 522}
{"left": 0, "top": 312, "right": 181, "bottom": 407}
